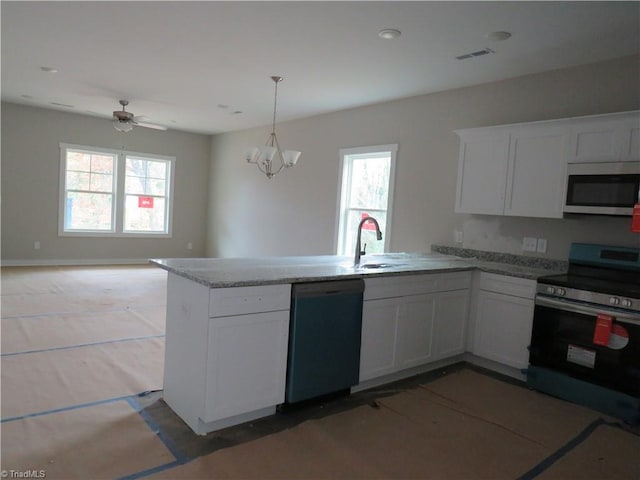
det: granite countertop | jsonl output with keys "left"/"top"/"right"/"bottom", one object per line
{"left": 151, "top": 249, "right": 567, "bottom": 288}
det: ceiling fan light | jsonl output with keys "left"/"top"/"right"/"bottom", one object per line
{"left": 113, "top": 120, "right": 133, "bottom": 133}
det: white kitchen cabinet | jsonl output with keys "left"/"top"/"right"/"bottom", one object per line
{"left": 504, "top": 125, "right": 569, "bottom": 218}
{"left": 455, "top": 124, "right": 568, "bottom": 218}
{"left": 471, "top": 273, "right": 535, "bottom": 370}
{"left": 163, "top": 273, "right": 290, "bottom": 435}
{"left": 455, "top": 130, "right": 510, "bottom": 215}
{"left": 397, "top": 294, "right": 436, "bottom": 369}
{"left": 433, "top": 289, "right": 469, "bottom": 360}
{"left": 203, "top": 310, "right": 289, "bottom": 423}
{"left": 360, "top": 272, "right": 470, "bottom": 382}
{"left": 568, "top": 112, "right": 640, "bottom": 163}
{"left": 360, "top": 297, "right": 401, "bottom": 380}
{"left": 455, "top": 110, "right": 639, "bottom": 217}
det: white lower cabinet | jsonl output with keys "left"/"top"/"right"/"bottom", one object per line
{"left": 163, "top": 273, "right": 291, "bottom": 435}
{"left": 360, "top": 298, "right": 401, "bottom": 380}
{"left": 203, "top": 310, "right": 289, "bottom": 423}
{"left": 360, "top": 272, "right": 470, "bottom": 382}
{"left": 434, "top": 289, "right": 469, "bottom": 359}
{"left": 471, "top": 273, "right": 535, "bottom": 370}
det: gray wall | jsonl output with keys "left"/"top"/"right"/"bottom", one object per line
{"left": 1, "top": 103, "right": 211, "bottom": 263}
{"left": 208, "top": 55, "right": 640, "bottom": 260}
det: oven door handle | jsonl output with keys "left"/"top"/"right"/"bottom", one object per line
{"left": 535, "top": 295, "right": 640, "bottom": 325}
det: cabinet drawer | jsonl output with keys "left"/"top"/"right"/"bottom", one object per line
{"left": 479, "top": 272, "right": 535, "bottom": 299}
{"left": 364, "top": 274, "right": 436, "bottom": 300}
{"left": 364, "top": 271, "right": 471, "bottom": 300}
{"left": 438, "top": 271, "right": 472, "bottom": 291}
{"left": 209, "top": 284, "right": 291, "bottom": 317}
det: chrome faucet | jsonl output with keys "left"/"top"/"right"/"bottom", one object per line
{"left": 354, "top": 216, "right": 383, "bottom": 267}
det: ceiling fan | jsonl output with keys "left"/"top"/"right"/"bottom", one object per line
{"left": 112, "top": 100, "right": 167, "bottom": 132}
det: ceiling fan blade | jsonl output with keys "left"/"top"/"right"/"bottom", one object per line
{"left": 134, "top": 121, "right": 168, "bottom": 131}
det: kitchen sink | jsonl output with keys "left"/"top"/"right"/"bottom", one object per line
{"left": 360, "top": 262, "right": 407, "bottom": 269}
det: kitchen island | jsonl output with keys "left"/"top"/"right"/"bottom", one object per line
{"left": 151, "top": 252, "right": 564, "bottom": 435}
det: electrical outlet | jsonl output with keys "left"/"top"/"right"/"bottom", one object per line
{"left": 522, "top": 237, "right": 537, "bottom": 252}
{"left": 454, "top": 230, "right": 463, "bottom": 244}
{"left": 536, "top": 238, "right": 548, "bottom": 253}
{"left": 187, "top": 242, "right": 193, "bottom": 250}
{"left": 34, "top": 241, "right": 41, "bottom": 250}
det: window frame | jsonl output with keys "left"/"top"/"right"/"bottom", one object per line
{"left": 335, "top": 144, "right": 397, "bottom": 256}
{"left": 58, "top": 143, "right": 175, "bottom": 238}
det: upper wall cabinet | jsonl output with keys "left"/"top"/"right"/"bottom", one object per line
{"left": 455, "top": 110, "right": 640, "bottom": 218}
{"left": 568, "top": 112, "right": 639, "bottom": 163}
{"left": 455, "top": 124, "right": 569, "bottom": 218}
{"left": 455, "top": 130, "right": 510, "bottom": 216}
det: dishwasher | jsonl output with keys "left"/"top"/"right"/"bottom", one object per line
{"left": 285, "top": 279, "right": 365, "bottom": 404}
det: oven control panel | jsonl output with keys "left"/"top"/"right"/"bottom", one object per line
{"left": 536, "top": 283, "right": 638, "bottom": 314}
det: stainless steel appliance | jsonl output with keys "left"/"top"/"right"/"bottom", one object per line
{"left": 528, "top": 243, "right": 640, "bottom": 423}
{"left": 563, "top": 162, "right": 640, "bottom": 216}
{"left": 286, "top": 279, "right": 364, "bottom": 404}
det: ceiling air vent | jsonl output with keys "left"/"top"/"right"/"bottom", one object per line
{"left": 456, "top": 48, "right": 495, "bottom": 60}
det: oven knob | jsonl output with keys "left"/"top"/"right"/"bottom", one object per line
{"left": 621, "top": 299, "right": 632, "bottom": 308}
{"left": 557, "top": 288, "right": 566, "bottom": 296}
{"left": 609, "top": 297, "right": 620, "bottom": 306}
{"left": 546, "top": 286, "right": 556, "bottom": 295}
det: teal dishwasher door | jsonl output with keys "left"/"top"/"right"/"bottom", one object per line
{"left": 286, "top": 279, "right": 365, "bottom": 403}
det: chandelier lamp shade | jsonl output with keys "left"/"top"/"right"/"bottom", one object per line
{"left": 246, "top": 76, "right": 301, "bottom": 179}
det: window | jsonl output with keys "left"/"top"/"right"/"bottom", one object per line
{"left": 59, "top": 143, "right": 175, "bottom": 236}
{"left": 336, "top": 144, "right": 397, "bottom": 256}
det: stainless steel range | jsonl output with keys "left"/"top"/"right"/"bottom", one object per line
{"left": 528, "top": 243, "right": 640, "bottom": 424}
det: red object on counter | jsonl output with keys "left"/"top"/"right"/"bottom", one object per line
{"left": 631, "top": 204, "right": 640, "bottom": 233}
{"left": 593, "top": 314, "right": 613, "bottom": 346}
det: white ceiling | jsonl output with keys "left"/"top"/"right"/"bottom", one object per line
{"left": 2, "top": 1, "right": 639, "bottom": 135}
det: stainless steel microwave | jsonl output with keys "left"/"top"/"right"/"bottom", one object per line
{"left": 564, "top": 162, "right": 640, "bottom": 216}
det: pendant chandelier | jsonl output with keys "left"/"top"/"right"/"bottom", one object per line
{"left": 245, "top": 76, "right": 301, "bottom": 179}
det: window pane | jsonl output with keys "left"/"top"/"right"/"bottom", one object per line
{"left": 147, "top": 161, "right": 166, "bottom": 178}
{"left": 67, "top": 152, "right": 90, "bottom": 172}
{"left": 125, "top": 157, "right": 168, "bottom": 195}
{"left": 90, "top": 155, "right": 114, "bottom": 174}
{"left": 124, "top": 195, "right": 166, "bottom": 232}
{"left": 89, "top": 173, "right": 113, "bottom": 192}
{"left": 64, "top": 192, "right": 113, "bottom": 230}
{"left": 66, "top": 171, "right": 90, "bottom": 190}
{"left": 125, "top": 175, "right": 146, "bottom": 194}
{"left": 348, "top": 156, "right": 390, "bottom": 209}
{"left": 146, "top": 178, "right": 166, "bottom": 196}
{"left": 126, "top": 158, "right": 147, "bottom": 177}
{"left": 344, "top": 210, "right": 387, "bottom": 256}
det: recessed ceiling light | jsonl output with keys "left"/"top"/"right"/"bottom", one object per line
{"left": 217, "top": 104, "right": 229, "bottom": 109}
{"left": 486, "top": 31, "right": 512, "bottom": 41}
{"left": 21, "top": 94, "right": 33, "bottom": 99}
{"left": 378, "top": 28, "right": 401, "bottom": 40}
{"left": 232, "top": 110, "right": 243, "bottom": 115}
{"left": 40, "top": 66, "right": 58, "bottom": 73}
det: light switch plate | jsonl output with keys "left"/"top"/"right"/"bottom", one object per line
{"left": 537, "top": 238, "right": 548, "bottom": 253}
{"left": 522, "top": 237, "right": 537, "bottom": 252}
{"left": 454, "top": 230, "right": 463, "bottom": 244}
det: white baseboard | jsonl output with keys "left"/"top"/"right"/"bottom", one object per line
{"left": 1, "top": 258, "right": 153, "bottom": 267}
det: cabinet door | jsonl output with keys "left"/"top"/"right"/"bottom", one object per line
{"left": 397, "top": 294, "right": 436, "bottom": 369}
{"left": 473, "top": 290, "right": 534, "bottom": 369}
{"left": 504, "top": 126, "right": 569, "bottom": 218}
{"left": 203, "top": 311, "right": 289, "bottom": 422}
{"left": 620, "top": 116, "right": 640, "bottom": 162}
{"left": 455, "top": 131, "right": 509, "bottom": 215}
{"left": 360, "top": 298, "right": 401, "bottom": 381}
{"left": 568, "top": 117, "right": 629, "bottom": 163}
{"left": 433, "top": 290, "right": 469, "bottom": 360}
